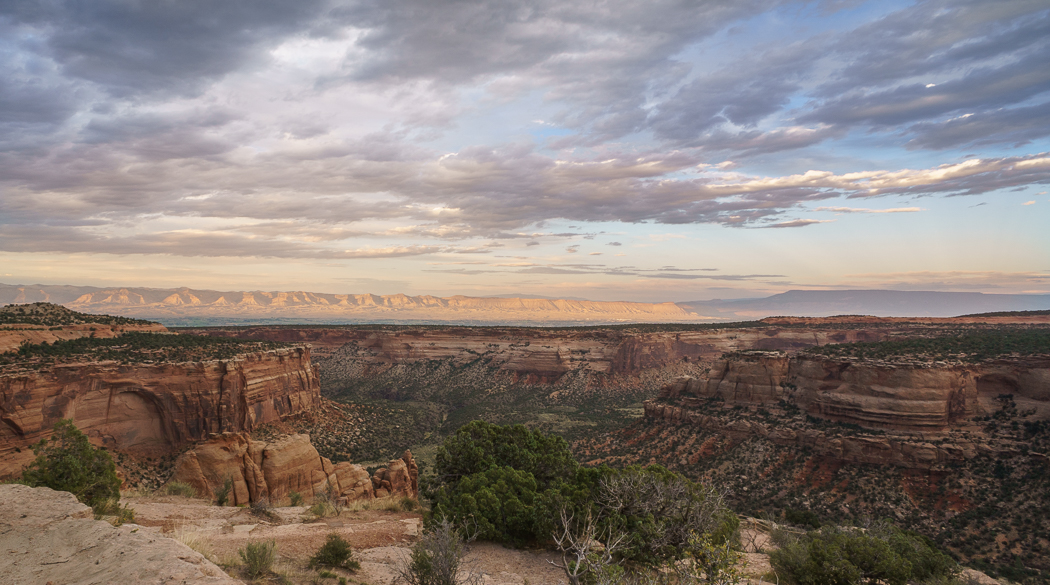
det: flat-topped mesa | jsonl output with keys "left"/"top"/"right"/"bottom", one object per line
{"left": 652, "top": 352, "right": 1050, "bottom": 433}
{"left": 0, "top": 302, "right": 167, "bottom": 353}
{"left": 0, "top": 346, "right": 320, "bottom": 477}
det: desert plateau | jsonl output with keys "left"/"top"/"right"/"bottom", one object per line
{"left": 2, "top": 301, "right": 1049, "bottom": 584}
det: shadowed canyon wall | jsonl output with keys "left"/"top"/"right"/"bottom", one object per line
{"left": 0, "top": 347, "right": 320, "bottom": 477}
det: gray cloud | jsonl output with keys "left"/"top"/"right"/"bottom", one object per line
{"left": 1, "top": 0, "right": 331, "bottom": 97}
{"left": 905, "top": 102, "right": 1050, "bottom": 150}
{"left": 1, "top": 0, "right": 1049, "bottom": 265}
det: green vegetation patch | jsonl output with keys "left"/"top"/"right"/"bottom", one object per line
{"left": 806, "top": 327, "right": 1050, "bottom": 362}
{"left": 2, "top": 331, "right": 287, "bottom": 368}
{"left": 0, "top": 302, "right": 155, "bottom": 327}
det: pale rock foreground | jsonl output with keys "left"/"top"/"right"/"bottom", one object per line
{"left": 0, "top": 484, "right": 241, "bottom": 585}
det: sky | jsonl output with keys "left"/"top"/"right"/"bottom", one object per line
{"left": 1, "top": 0, "right": 1048, "bottom": 302}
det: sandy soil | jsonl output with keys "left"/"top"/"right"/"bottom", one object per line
{"left": 126, "top": 495, "right": 568, "bottom": 585}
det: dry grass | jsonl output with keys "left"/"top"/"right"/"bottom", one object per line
{"left": 343, "top": 495, "right": 418, "bottom": 513}
{"left": 173, "top": 525, "right": 213, "bottom": 559}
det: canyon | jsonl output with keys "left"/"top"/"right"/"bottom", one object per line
{"left": 3, "top": 301, "right": 1049, "bottom": 581}
{"left": 184, "top": 321, "right": 903, "bottom": 373}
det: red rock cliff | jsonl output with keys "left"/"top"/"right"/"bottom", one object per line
{"left": 643, "top": 353, "right": 1050, "bottom": 468}
{"left": 0, "top": 346, "right": 320, "bottom": 477}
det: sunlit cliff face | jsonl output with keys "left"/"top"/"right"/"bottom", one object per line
{"left": 1, "top": 0, "right": 1049, "bottom": 301}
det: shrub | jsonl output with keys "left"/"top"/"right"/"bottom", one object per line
{"left": 589, "top": 465, "right": 739, "bottom": 567}
{"left": 395, "top": 517, "right": 481, "bottom": 585}
{"left": 21, "top": 419, "right": 120, "bottom": 509}
{"left": 92, "top": 498, "right": 136, "bottom": 526}
{"left": 309, "top": 534, "right": 361, "bottom": 571}
{"left": 214, "top": 476, "right": 233, "bottom": 506}
{"left": 432, "top": 466, "right": 542, "bottom": 546}
{"left": 434, "top": 421, "right": 578, "bottom": 491}
{"left": 429, "top": 421, "right": 580, "bottom": 546}
{"left": 289, "top": 490, "right": 304, "bottom": 506}
{"left": 238, "top": 540, "right": 276, "bottom": 578}
{"left": 770, "top": 522, "right": 959, "bottom": 585}
{"left": 164, "top": 481, "right": 198, "bottom": 498}
{"left": 250, "top": 497, "right": 280, "bottom": 522}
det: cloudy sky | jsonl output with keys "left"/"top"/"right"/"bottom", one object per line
{"left": 1, "top": 0, "right": 1048, "bottom": 302}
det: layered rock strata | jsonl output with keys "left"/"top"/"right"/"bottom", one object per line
{"left": 653, "top": 354, "right": 1050, "bottom": 432}
{"left": 190, "top": 325, "right": 897, "bottom": 374}
{"left": 0, "top": 347, "right": 320, "bottom": 477}
{"left": 0, "top": 484, "right": 240, "bottom": 584}
{"left": 644, "top": 354, "right": 1050, "bottom": 468}
{"left": 171, "top": 431, "right": 418, "bottom": 506}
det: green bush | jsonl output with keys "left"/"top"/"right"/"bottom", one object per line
{"left": 429, "top": 421, "right": 581, "bottom": 546}
{"left": 289, "top": 490, "right": 303, "bottom": 506}
{"left": 770, "top": 522, "right": 959, "bottom": 585}
{"left": 214, "top": 476, "right": 233, "bottom": 506}
{"left": 92, "top": 498, "right": 136, "bottom": 526}
{"left": 433, "top": 420, "right": 578, "bottom": 491}
{"left": 431, "top": 466, "right": 543, "bottom": 546}
{"left": 585, "top": 464, "right": 740, "bottom": 567}
{"left": 238, "top": 540, "right": 277, "bottom": 578}
{"left": 21, "top": 419, "right": 120, "bottom": 509}
{"left": 309, "top": 534, "right": 361, "bottom": 571}
{"left": 428, "top": 422, "right": 737, "bottom": 561}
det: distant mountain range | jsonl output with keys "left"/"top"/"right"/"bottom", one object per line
{"left": 0, "top": 283, "right": 693, "bottom": 326}
{"left": 681, "top": 289, "right": 1050, "bottom": 319}
{"left": 1, "top": 283, "right": 1048, "bottom": 326}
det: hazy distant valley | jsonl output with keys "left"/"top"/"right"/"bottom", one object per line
{"left": 4, "top": 282, "right": 1050, "bottom": 325}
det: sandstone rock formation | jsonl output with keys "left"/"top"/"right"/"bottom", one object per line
{"left": 643, "top": 353, "right": 1050, "bottom": 468}
{"left": 0, "top": 484, "right": 241, "bottom": 584}
{"left": 372, "top": 451, "right": 419, "bottom": 498}
{"left": 171, "top": 432, "right": 418, "bottom": 505}
{"left": 652, "top": 353, "right": 1050, "bottom": 433}
{"left": 189, "top": 324, "right": 899, "bottom": 376}
{"left": 0, "top": 347, "right": 320, "bottom": 477}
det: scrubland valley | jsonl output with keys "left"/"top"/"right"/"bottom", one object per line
{"left": 2, "top": 302, "right": 1050, "bottom": 583}
{"left": 182, "top": 314, "right": 1050, "bottom": 582}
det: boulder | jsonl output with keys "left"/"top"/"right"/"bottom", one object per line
{"left": 0, "top": 484, "right": 241, "bottom": 584}
{"left": 333, "top": 461, "right": 374, "bottom": 501}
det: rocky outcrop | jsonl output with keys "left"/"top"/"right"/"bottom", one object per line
{"left": 372, "top": 451, "right": 419, "bottom": 499}
{"left": 171, "top": 432, "right": 417, "bottom": 505}
{"left": 0, "top": 347, "right": 320, "bottom": 477}
{"left": 0, "top": 484, "right": 241, "bottom": 584}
